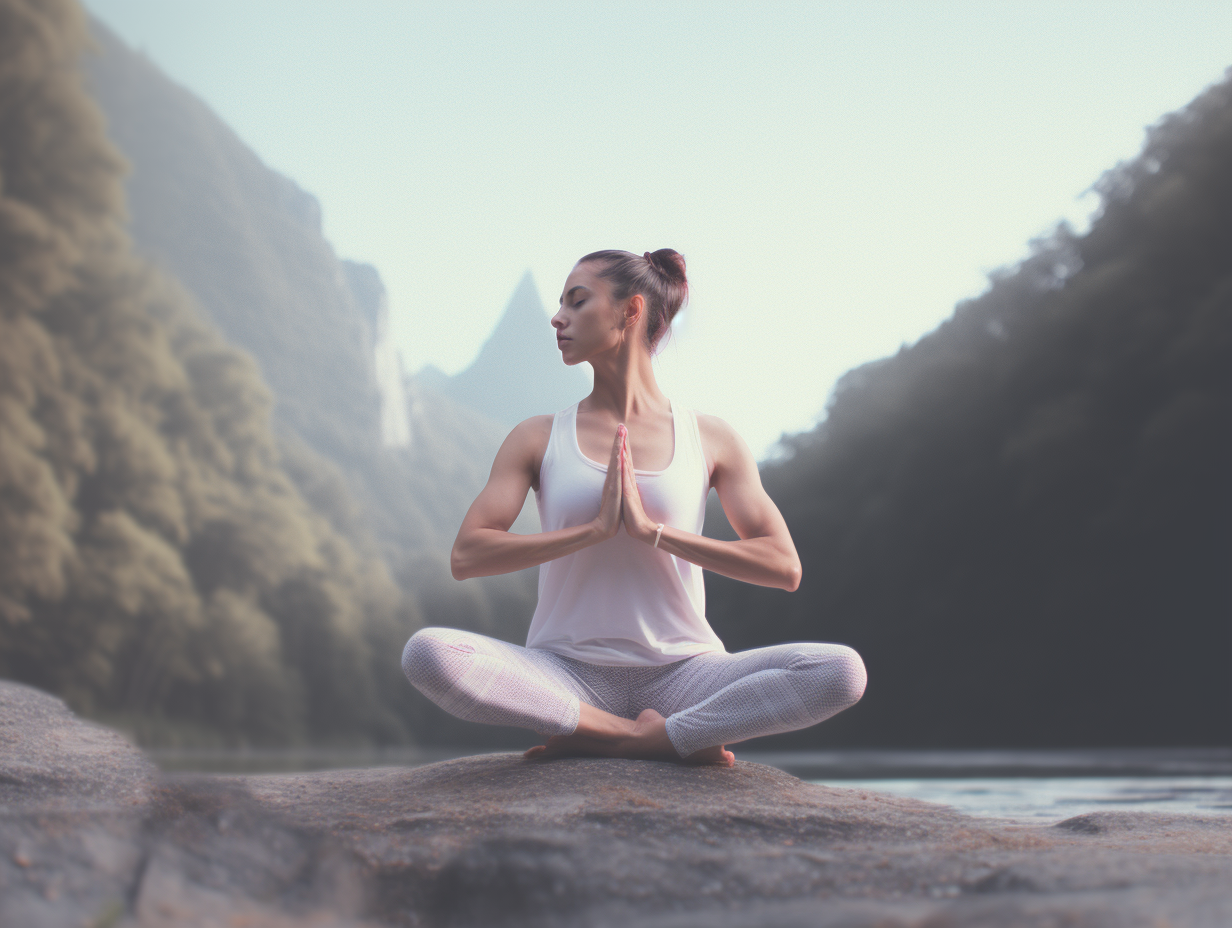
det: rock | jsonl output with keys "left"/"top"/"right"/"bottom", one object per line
{"left": 242, "top": 757, "right": 1232, "bottom": 927}
{"left": 0, "top": 680, "right": 156, "bottom": 811}
{"left": 1, "top": 679, "right": 1230, "bottom": 927}
{"left": 0, "top": 683, "right": 154, "bottom": 928}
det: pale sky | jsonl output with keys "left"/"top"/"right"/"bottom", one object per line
{"left": 84, "top": 1, "right": 1232, "bottom": 459}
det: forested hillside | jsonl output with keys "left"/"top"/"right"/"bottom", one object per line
{"left": 706, "top": 72, "right": 1232, "bottom": 748}
{"left": 81, "top": 16, "right": 544, "bottom": 650}
{"left": 0, "top": 0, "right": 421, "bottom": 747}
{"left": 83, "top": 18, "right": 450, "bottom": 554}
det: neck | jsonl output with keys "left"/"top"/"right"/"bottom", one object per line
{"left": 585, "top": 339, "right": 667, "bottom": 421}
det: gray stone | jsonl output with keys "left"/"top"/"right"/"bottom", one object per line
{"left": 0, "top": 680, "right": 156, "bottom": 812}
{"left": 1, "top": 680, "right": 1230, "bottom": 927}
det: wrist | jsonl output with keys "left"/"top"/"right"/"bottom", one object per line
{"left": 590, "top": 517, "right": 616, "bottom": 542}
{"left": 637, "top": 519, "right": 662, "bottom": 545}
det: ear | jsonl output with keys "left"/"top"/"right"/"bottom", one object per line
{"left": 623, "top": 293, "right": 646, "bottom": 330}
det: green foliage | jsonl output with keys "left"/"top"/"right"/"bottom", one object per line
{"left": 707, "top": 72, "right": 1232, "bottom": 748}
{"left": 0, "top": 0, "right": 421, "bottom": 746}
{"left": 84, "top": 12, "right": 541, "bottom": 658}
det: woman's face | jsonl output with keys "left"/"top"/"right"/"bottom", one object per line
{"left": 551, "top": 262, "right": 627, "bottom": 365}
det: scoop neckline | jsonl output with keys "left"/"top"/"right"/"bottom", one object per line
{"left": 570, "top": 401, "right": 677, "bottom": 476}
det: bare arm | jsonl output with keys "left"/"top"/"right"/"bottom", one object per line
{"left": 450, "top": 418, "right": 626, "bottom": 580}
{"left": 619, "top": 414, "right": 801, "bottom": 591}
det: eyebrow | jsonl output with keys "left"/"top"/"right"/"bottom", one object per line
{"left": 559, "top": 285, "right": 591, "bottom": 304}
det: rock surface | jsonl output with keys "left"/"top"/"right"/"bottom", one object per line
{"left": 1, "top": 680, "right": 1230, "bottom": 927}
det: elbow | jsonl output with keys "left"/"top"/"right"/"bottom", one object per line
{"left": 450, "top": 544, "right": 471, "bottom": 581}
{"left": 783, "top": 559, "right": 802, "bottom": 592}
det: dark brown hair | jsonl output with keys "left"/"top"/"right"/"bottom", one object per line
{"left": 578, "top": 249, "right": 688, "bottom": 348}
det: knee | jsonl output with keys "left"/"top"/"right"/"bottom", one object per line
{"left": 402, "top": 627, "right": 474, "bottom": 693}
{"left": 786, "top": 644, "right": 867, "bottom": 714}
{"left": 832, "top": 645, "right": 867, "bottom": 710}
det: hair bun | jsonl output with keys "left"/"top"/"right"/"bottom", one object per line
{"left": 646, "top": 248, "right": 686, "bottom": 284}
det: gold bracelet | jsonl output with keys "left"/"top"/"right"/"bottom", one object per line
{"left": 653, "top": 523, "right": 665, "bottom": 548}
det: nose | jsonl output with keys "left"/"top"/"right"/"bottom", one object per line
{"left": 551, "top": 309, "right": 566, "bottom": 331}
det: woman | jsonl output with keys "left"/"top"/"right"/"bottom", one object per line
{"left": 403, "top": 249, "right": 866, "bottom": 766}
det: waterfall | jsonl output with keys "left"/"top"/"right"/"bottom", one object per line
{"left": 375, "top": 299, "right": 410, "bottom": 448}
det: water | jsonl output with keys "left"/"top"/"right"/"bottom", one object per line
{"left": 811, "top": 776, "right": 1232, "bottom": 821}
{"left": 755, "top": 747, "right": 1232, "bottom": 821}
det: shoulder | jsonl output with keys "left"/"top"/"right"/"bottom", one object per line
{"left": 501, "top": 414, "right": 555, "bottom": 456}
{"left": 693, "top": 412, "right": 755, "bottom": 476}
{"left": 694, "top": 412, "right": 746, "bottom": 455}
{"left": 493, "top": 414, "right": 556, "bottom": 478}
{"left": 509, "top": 413, "right": 556, "bottom": 440}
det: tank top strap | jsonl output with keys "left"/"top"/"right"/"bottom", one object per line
{"left": 537, "top": 402, "right": 575, "bottom": 490}
{"left": 677, "top": 406, "right": 710, "bottom": 495}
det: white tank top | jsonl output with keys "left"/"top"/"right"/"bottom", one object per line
{"left": 525, "top": 401, "right": 727, "bottom": 665}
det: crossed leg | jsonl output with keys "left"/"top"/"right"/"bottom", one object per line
{"left": 402, "top": 629, "right": 866, "bottom": 768}
{"left": 402, "top": 627, "right": 724, "bottom": 764}
{"left": 644, "top": 642, "right": 868, "bottom": 758}
{"left": 402, "top": 627, "right": 593, "bottom": 735}
{"left": 533, "top": 643, "right": 869, "bottom": 766}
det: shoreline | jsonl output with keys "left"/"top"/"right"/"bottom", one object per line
{"left": 145, "top": 744, "right": 1232, "bottom": 777}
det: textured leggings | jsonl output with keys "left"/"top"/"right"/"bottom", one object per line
{"left": 402, "top": 627, "right": 867, "bottom": 758}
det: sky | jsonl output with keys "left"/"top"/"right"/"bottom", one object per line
{"left": 84, "top": 1, "right": 1232, "bottom": 459}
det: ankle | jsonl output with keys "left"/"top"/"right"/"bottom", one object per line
{"left": 575, "top": 714, "right": 637, "bottom": 741}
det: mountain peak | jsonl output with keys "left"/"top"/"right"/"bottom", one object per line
{"left": 442, "top": 272, "right": 588, "bottom": 428}
{"left": 486, "top": 270, "right": 548, "bottom": 345}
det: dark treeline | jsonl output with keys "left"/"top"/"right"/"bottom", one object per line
{"left": 0, "top": 0, "right": 422, "bottom": 747}
{"left": 706, "top": 72, "right": 1232, "bottom": 748}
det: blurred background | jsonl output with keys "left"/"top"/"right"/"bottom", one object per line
{"left": 0, "top": 0, "right": 1227, "bottom": 763}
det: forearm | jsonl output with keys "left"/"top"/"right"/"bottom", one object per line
{"left": 650, "top": 525, "right": 802, "bottom": 591}
{"left": 451, "top": 521, "right": 606, "bottom": 580}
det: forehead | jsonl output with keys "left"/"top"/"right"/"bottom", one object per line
{"left": 560, "top": 261, "right": 609, "bottom": 300}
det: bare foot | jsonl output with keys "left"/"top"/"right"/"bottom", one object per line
{"left": 523, "top": 733, "right": 617, "bottom": 761}
{"left": 523, "top": 709, "right": 734, "bottom": 767}
{"left": 680, "top": 743, "right": 736, "bottom": 767}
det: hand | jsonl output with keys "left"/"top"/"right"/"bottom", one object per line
{"left": 592, "top": 425, "right": 624, "bottom": 540}
{"left": 620, "top": 431, "right": 658, "bottom": 543}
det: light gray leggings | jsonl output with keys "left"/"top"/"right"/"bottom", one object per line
{"left": 402, "top": 627, "right": 867, "bottom": 758}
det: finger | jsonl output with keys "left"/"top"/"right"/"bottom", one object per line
{"left": 622, "top": 456, "right": 641, "bottom": 515}
{"left": 623, "top": 440, "right": 638, "bottom": 492}
{"left": 606, "top": 428, "right": 623, "bottom": 524}
{"left": 610, "top": 424, "right": 625, "bottom": 466}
